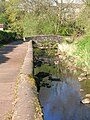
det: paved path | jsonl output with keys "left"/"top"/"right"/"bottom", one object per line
{"left": 0, "top": 41, "right": 28, "bottom": 120}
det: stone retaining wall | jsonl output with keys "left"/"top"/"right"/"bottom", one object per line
{"left": 26, "top": 35, "right": 63, "bottom": 43}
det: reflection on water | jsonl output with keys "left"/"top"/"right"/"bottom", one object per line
{"left": 33, "top": 41, "right": 90, "bottom": 120}
{"left": 39, "top": 76, "right": 90, "bottom": 120}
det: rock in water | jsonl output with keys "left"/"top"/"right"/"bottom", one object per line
{"left": 81, "top": 98, "right": 90, "bottom": 104}
{"left": 85, "top": 94, "right": 90, "bottom": 98}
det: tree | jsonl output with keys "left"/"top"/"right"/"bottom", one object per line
{"left": 5, "top": 0, "right": 84, "bottom": 36}
{"left": 0, "top": 0, "right": 8, "bottom": 28}
{"left": 5, "top": 0, "right": 25, "bottom": 36}
{"left": 76, "top": 4, "right": 90, "bottom": 36}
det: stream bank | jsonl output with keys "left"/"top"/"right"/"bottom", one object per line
{"left": 58, "top": 41, "right": 90, "bottom": 104}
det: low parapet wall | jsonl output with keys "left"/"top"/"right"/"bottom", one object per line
{"left": 12, "top": 40, "right": 43, "bottom": 120}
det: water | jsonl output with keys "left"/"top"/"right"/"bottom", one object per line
{"left": 39, "top": 76, "right": 90, "bottom": 120}
{"left": 33, "top": 41, "right": 90, "bottom": 120}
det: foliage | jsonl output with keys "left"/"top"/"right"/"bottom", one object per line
{"left": 0, "top": 0, "right": 8, "bottom": 28}
{"left": 4, "top": 0, "right": 80, "bottom": 37}
{"left": 5, "top": 0, "right": 25, "bottom": 36}
{"left": 23, "top": 14, "right": 39, "bottom": 37}
{"left": 76, "top": 5, "right": 90, "bottom": 36}
{"left": 84, "top": 0, "right": 90, "bottom": 5}
{"left": 0, "top": 0, "right": 87, "bottom": 37}
{"left": 0, "top": 14, "right": 7, "bottom": 24}
{"left": 36, "top": 17, "right": 55, "bottom": 35}
{"left": 0, "top": 0, "right": 5, "bottom": 14}
{"left": 0, "top": 30, "right": 18, "bottom": 44}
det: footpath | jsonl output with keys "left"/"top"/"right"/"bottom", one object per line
{"left": 0, "top": 41, "right": 28, "bottom": 120}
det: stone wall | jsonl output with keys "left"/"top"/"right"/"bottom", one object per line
{"left": 12, "top": 41, "right": 43, "bottom": 120}
{"left": 26, "top": 35, "right": 63, "bottom": 43}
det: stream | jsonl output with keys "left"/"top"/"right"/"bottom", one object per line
{"left": 33, "top": 40, "right": 90, "bottom": 120}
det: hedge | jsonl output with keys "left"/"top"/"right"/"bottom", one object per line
{"left": 0, "top": 30, "right": 18, "bottom": 44}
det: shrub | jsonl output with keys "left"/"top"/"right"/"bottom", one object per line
{"left": 0, "top": 30, "right": 18, "bottom": 44}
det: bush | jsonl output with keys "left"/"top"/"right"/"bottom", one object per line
{"left": 0, "top": 30, "right": 18, "bottom": 44}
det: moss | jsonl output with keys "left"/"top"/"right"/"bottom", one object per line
{"left": 4, "top": 110, "right": 14, "bottom": 120}
{"left": 28, "top": 75, "right": 43, "bottom": 120}
{"left": 34, "top": 97, "right": 43, "bottom": 120}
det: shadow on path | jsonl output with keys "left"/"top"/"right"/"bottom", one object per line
{"left": 0, "top": 41, "right": 23, "bottom": 64}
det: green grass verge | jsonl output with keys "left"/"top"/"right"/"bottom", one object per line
{"left": 75, "top": 36, "right": 90, "bottom": 69}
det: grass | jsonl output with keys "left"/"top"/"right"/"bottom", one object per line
{"left": 58, "top": 35, "right": 90, "bottom": 75}
{"left": 75, "top": 36, "right": 90, "bottom": 69}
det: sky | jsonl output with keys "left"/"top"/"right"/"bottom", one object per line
{"left": 58, "top": 0, "right": 83, "bottom": 3}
